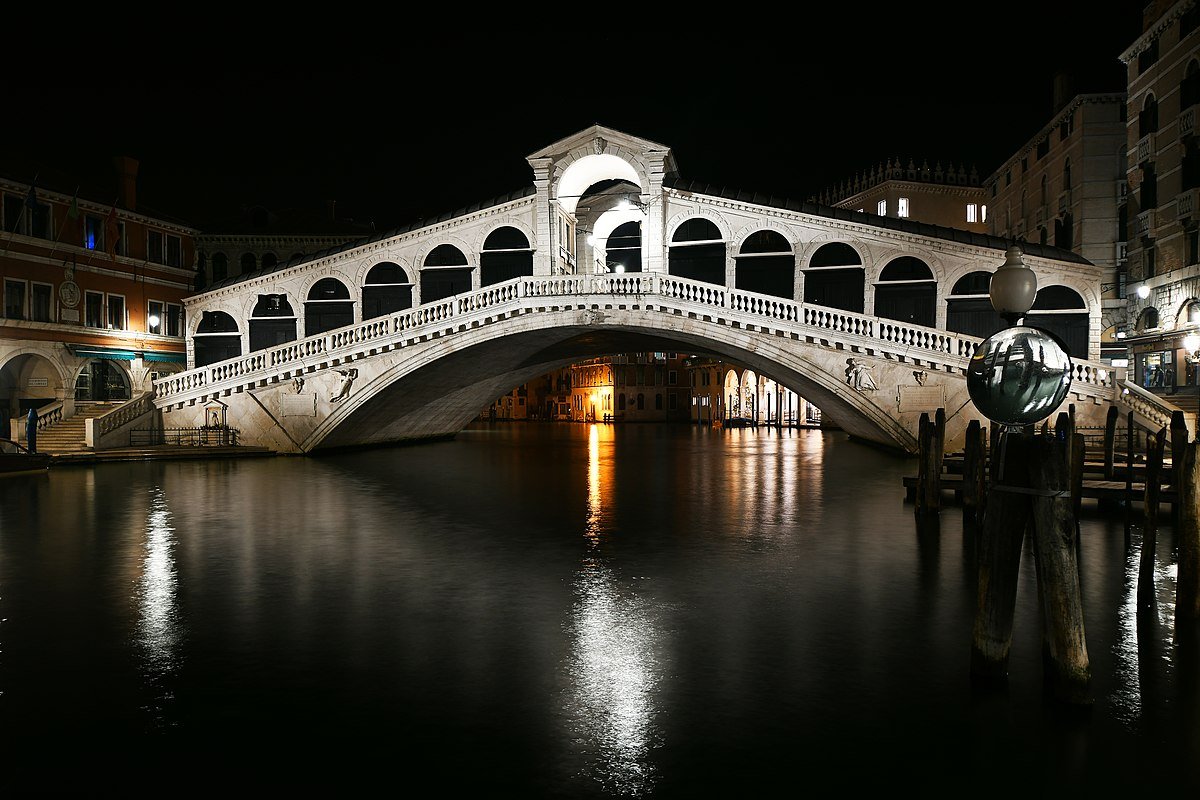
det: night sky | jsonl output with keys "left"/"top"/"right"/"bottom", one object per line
{"left": 5, "top": 9, "right": 1145, "bottom": 232}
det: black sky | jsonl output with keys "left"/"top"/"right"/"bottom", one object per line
{"left": 3, "top": 9, "right": 1146, "bottom": 232}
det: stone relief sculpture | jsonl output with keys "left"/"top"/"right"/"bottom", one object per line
{"left": 579, "top": 309, "right": 607, "bottom": 325}
{"left": 912, "top": 370, "right": 927, "bottom": 386}
{"left": 330, "top": 368, "right": 358, "bottom": 402}
{"left": 845, "top": 358, "right": 878, "bottom": 391}
{"left": 292, "top": 376, "right": 306, "bottom": 393}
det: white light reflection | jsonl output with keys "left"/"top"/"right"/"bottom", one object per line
{"left": 563, "top": 423, "right": 662, "bottom": 796}
{"left": 1112, "top": 530, "right": 1179, "bottom": 728}
{"left": 136, "top": 486, "right": 181, "bottom": 727}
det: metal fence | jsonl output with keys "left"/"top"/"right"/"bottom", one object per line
{"left": 129, "top": 427, "right": 240, "bottom": 447}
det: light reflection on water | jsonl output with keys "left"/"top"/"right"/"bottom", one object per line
{"left": 565, "top": 423, "right": 662, "bottom": 796}
{"left": 135, "top": 486, "right": 181, "bottom": 728}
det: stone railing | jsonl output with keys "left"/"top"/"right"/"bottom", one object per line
{"left": 86, "top": 392, "right": 159, "bottom": 449}
{"left": 1118, "top": 379, "right": 1178, "bottom": 432}
{"left": 10, "top": 400, "right": 64, "bottom": 443}
{"left": 154, "top": 273, "right": 1116, "bottom": 406}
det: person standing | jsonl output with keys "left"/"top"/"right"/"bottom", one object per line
{"left": 25, "top": 407, "right": 37, "bottom": 453}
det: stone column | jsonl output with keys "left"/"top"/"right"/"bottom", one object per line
{"left": 644, "top": 150, "right": 668, "bottom": 274}
{"left": 529, "top": 157, "right": 554, "bottom": 276}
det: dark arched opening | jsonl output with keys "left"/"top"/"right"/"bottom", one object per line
{"left": 249, "top": 294, "right": 297, "bottom": 352}
{"left": 874, "top": 257, "right": 935, "bottom": 327}
{"left": 735, "top": 230, "right": 794, "bottom": 299}
{"left": 946, "top": 271, "right": 1004, "bottom": 340}
{"left": 480, "top": 227, "right": 534, "bottom": 286}
{"left": 669, "top": 218, "right": 726, "bottom": 285}
{"left": 421, "top": 244, "right": 471, "bottom": 302}
{"left": 605, "top": 221, "right": 642, "bottom": 273}
{"left": 362, "top": 262, "right": 413, "bottom": 320}
{"left": 1027, "top": 285, "right": 1089, "bottom": 357}
{"left": 194, "top": 311, "right": 241, "bottom": 367}
{"left": 804, "top": 243, "right": 864, "bottom": 312}
{"left": 305, "top": 278, "right": 354, "bottom": 335}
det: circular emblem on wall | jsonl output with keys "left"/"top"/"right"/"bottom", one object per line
{"left": 59, "top": 280, "right": 80, "bottom": 308}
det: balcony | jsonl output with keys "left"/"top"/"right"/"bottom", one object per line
{"left": 1116, "top": 241, "right": 1128, "bottom": 265}
{"left": 1137, "top": 132, "right": 1156, "bottom": 164}
{"left": 1117, "top": 179, "right": 1128, "bottom": 203}
{"left": 1178, "top": 188, "right": 1200, "bottom": 220}
{"left": 1135, "top": 208, "right": 1157, "bottom": 238}
{"left": 1182, "top": 104, "right": 1198, "bottom": 139}
{"left": 1057, "top": 189, "right": 1072, "bottom": 214}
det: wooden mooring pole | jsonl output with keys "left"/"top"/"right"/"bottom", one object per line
{"left": 962, "top": 419, "right": 987, "bottom": 529}
{"left": 1138, "top": 427, "right": 1167, "bottom": 610}
{"left": 1028, "top": 435, "right": 1091, "bottom": 704}
{"left": 915, "top": 410, "right": 945, "bottom": 516}
{"left": 972, "top": 429, "right": 1091, "bottom": 703}
{"left": 1103, "top": 404, "right": 1119, "bottom": 480}
{"left": 1179, "top": 441, "right": 1200, "bottom": 622}
{"left": 1125, "top": 410, "right": 1135, "bottom": 543}
{"left": 1171, "top": 410, "right": 1188, "bottom": 527}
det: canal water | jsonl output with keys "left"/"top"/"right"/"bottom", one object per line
{"left": 0, "top": 423, "right": 1196, "bottom": 795}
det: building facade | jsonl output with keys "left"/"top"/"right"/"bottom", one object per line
{"left": 818, "top": 158, "right": 989, "bottom": 234}
{"left": 1121, "top": 0, "right": 1200, "bottom": 406}
{"left": 0, "top": 158, "right": 196, "bottom": 441}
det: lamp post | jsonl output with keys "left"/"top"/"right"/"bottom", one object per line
{"left": 989, "top": 245, "right": 1038, "bottom": 327}
{"left": 1185, "top": 333, "right": 1200, "bottom": 440}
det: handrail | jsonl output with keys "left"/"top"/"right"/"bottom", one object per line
{"left": 153, "top": 273, "right": 1116, "bottom": 406}
{"left": 1118, "top": 379, "right": 1180, "bottom": 432}
{"left": 94, "top": 392, "right": 154, "bottom": 437}
{"left": 33, "top": 400, "right": 64, "bottom": 431}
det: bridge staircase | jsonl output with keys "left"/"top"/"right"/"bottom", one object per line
{"left": 32, "top": 402, "right": 126, "bottom": 455}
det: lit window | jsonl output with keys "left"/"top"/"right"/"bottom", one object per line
{"left": 981, "top": 205, "right": 988, "bottom": 223}
{"left": 897, "top": 197, "right": 909, "bottom": 218}
{"left": 967, "top": 204, "right": 978, "bottom": 223}
{"left": 877, "top": 200, "right": 887, "bottom": 216}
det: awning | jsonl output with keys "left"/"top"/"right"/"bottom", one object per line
{"left": 67, "top": 346, "right": 186, "bottom": 363}
{"left": 143, "top": 352, "right": 186, "bottom": 363}
{"left": 69, "top": 347, "right": 138, "bottom": 361}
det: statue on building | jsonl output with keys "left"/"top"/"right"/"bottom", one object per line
{"left": 846, "top": 358, "right": 877, "bottom": 391}
{"left": 330, "top": 368, "right": 358, "bottom": 402}
{"left": 292, "top": 376, "right": 306, "bottom": 393}
{"left": 912, "top": 370, "right": 927, "bottom": 386}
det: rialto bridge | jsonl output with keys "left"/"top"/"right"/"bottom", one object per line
{"left": 145, "top": 125, "right": 1166, "bottom": 455}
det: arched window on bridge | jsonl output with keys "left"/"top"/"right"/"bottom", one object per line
{"left": 362, "top": 262, "right": 413, "bottom": 320}
{"left": 803, "top": 242, "right": 864, "bottom": 313}
{"left": 736, "top": 230, "right": 794, "bottom": 299}
{"left": 240, "top": 252, "right": 257, "bottom": 275}
{"left": 305, "top": 278, "right": 354, "bottom": 336}
{"left": 946, "top": 271, "right": 1004, "bottom": 340}
{"left": 669, "top": 218, "right": 726, "bottom": 286}
{"left": 249, "top": 294, "right": 298, "bottom": 352}
{"left": 1027, "top": 285, "right": 1089, "bottom": 357}
{"left": 606, "top": 221, "right": 642, "bottom": 273}
{"left": 874, "top": 257, "right": 935, "bottom": 327}
{"left": 193, "top": 311, "right": 241, "bottom": 367}
{"left": 421, "top": 244, "right": 471, "bottom": 302}
{"left": 480, "top": 227, "right": 534, "bottom": 286}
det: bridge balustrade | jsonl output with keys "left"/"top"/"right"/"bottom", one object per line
{"left": 155, "top": 273, "right": 1115, "bottom": 407}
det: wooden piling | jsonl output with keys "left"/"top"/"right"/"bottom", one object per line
{"left": 1172, "top": 410, "right": 1188, "bottom": 525}
{"left": 1179, "top": 441, "right": 1200, "bottom": 621}
{"left": 916, "top": 411, "right": 943, "bottom": 515}
{"left": 1139, "top": 427, "right": 1167, "bottom": 610}
{"left": 1125, "top": 410, "right": 1135, "bottom": 541}
{"left": 963, "top": 419, "right": 986, "bottom": 528}
{"left": 971, "top": 430, "right": 1032, "bottom": 681}
{"left": 1103, "top": 405, "right": 1119, "bottom": 480}
{"left": 1028, "top": 435, "right": 1091, "bottom": 704}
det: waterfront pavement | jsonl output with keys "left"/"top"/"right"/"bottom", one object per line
{"left": 46, "top": 445, "right": 277, "bottom": 467}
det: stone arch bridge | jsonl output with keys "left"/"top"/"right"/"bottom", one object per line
{"left": 151, "top": 124, "right": 1166, "bottom": 454}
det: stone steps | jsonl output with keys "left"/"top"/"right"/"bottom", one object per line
{"left": 32, "top": 402, "right": 126, "bottom": 455}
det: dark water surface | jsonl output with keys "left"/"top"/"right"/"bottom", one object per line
{"left": 1, "top": 423, "right": 1197, "bottom": 795}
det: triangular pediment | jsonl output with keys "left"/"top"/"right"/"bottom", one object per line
{"left": 527, "top": 123, "right": 677, "bottom": 173}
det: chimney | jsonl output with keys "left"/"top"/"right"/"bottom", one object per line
{"left": 1052, "top": 72, "right": 1074, "bottom": 113}
{"left": 113, "top": 156, "right": 139, "bottom": 212}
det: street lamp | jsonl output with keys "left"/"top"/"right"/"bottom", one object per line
{"left": 989, "top": 245, "right": 1038, "bottom": 327}
{"left": 1184, "top": 333, "right": 1200, "bottom": 439}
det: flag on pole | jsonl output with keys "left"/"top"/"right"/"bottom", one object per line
{"left": 66, "top": 192, "right": 80, "bottom": 222}
{"left": 25, "top": 184, "right": 41, "bottom": 213}
{"left": 104, "top": 205, "right": 119, "bottom": 261}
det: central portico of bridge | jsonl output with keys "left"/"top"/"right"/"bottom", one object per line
{"left": 150, "top": 125, "right": 1154, "bottom": 454}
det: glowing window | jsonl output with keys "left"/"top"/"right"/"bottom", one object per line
{"left": 967, "top": 204, "right": 978, "bottom": 223}
{"left": 897, "top": 197, "right": 909, "bottom": 218}
{"left": 877, "top": 200, "right": 887, "bottom": 216}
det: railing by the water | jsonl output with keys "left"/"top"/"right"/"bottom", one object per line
{"left": 94, "top": 392, "right": 153, "bottom": 437}
{"left": 154, "top": 272, "right": 1117, "bottom": 406}
{"left": 1119, "top": 379, "right": 1180, "bottom": 432}
{"left": 129, "top": 426, "right": 240, "bottom": 447}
